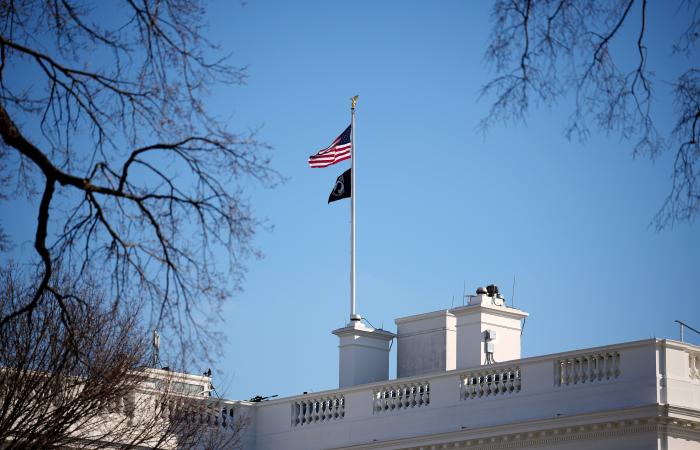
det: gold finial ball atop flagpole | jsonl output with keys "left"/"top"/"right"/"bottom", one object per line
{"left": 351, "top": 95, "right": 359, "bottom": 110}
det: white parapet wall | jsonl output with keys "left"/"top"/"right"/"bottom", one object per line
{"left": 245, "top": 339, "right": 700, "bottom": 450}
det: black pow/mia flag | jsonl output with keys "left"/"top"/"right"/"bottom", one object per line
{"left": 328, "top": 169, "right": 351, "bottom": 203}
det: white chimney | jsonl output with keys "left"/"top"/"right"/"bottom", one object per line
{"left": 332, "top": 321, "right": 395, "bottom": 388}
{"left": 451, "top": 287, "right": 528, "bottom": 369}
{"left": 395, "top": 310, "right": 456, "bottom": 378}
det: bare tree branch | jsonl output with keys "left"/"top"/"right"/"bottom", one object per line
{"left": 481, "top": 0, "right": 699, "bottom": 227}
{"left": 0, "top": 1, "right": 279, "bottom": 363}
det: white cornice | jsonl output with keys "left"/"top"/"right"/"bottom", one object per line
{"left": 328, "top": 404, "right": 700, "bottom": 450}
{"left": 450, "top": 304, "right": 529, "bottom": 320}
{"left": 394, "top": 309, "right": 455, "bottom": 325}
{"left": 332, "top": 323, "right": 395, "bottom": 340}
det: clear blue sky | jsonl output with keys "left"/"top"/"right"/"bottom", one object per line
{"left": 2, "top": 1, "right": 698, "bottom": 401}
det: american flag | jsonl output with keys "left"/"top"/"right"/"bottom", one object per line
{"left": 308, "top": 125, "right": 352, "bottom": 168}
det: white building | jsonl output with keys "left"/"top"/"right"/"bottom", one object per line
{"left": 198, "top": 286, "right": 700, "bottom": 450}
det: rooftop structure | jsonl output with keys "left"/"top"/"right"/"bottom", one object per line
{"left": 222, "top": 285, "right": 700, "bottom": 450}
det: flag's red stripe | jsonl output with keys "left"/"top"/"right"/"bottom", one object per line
{"left": 308, "top": 149, "right": 350, "bottom": 161}
{"left": 309, "top": 156, "right": 350, "bottom": 165}
{"left": 309, "top": 153, "right": 351, "bottom": 168}
{"left": 313, "top": 144, "right": 351, "bottom": 156}
{"left": 309, "top": 150, "right": 351, "bottom": 161}
{"left": 309, "top": 154, "right": 350, "bottom": 163}
{"left": 311, "top": 146, "right": 351, "bottom": 155}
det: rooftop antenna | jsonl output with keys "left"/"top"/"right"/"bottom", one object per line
{"left": 152, "top": 329, "right": 160, "bottom": 368}
{"left": 462, "top": 280, "right": 467, "bottom": 306}
{"left": 512, "top": 275, "right": 516, "bottom": 307}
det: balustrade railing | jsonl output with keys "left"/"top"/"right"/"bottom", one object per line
{"left": 162, "top": 398, "right": 238, "bottom": 430}
{"left": 373, "top": 381, "right": 430, "bottom": 414}
{"left": 291, "top": 395, "right": 345, "bottom": 427}
{"left": 555, "top": 351, "right": 621, "bottom": 386}
{"left": 460, "top": 366, "right": 521, "bottom": 399}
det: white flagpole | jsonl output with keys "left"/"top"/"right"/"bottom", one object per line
{"left": 350, "top": 95, "right": 360, "bottom": 322}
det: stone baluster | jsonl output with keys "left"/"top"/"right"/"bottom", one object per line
{"left": 302, "top": 401, "right": 310, "bottom": 425}
{"left": 562, "top": 360, "right": 569, "bottom": 385}
{"left": 556, "top": 362, "right": 563, "bottom": 386}
{"left": 561, "top": 359, "right": 569, "bottom": 386}
{"left": 603, "top": 353, "right": 613, "bottom": 380}
{"left": 593, "top": 353, "right": 605, "bottom": 381}
{"left": 509, "top": 370, "right": 516, "bottom": 391}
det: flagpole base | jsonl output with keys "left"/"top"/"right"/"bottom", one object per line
{"left": 333, "top": 319, "right": 394, "bottom": 388}
{"left": 350, "top": 314, "right": 362, "bottom": 322}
